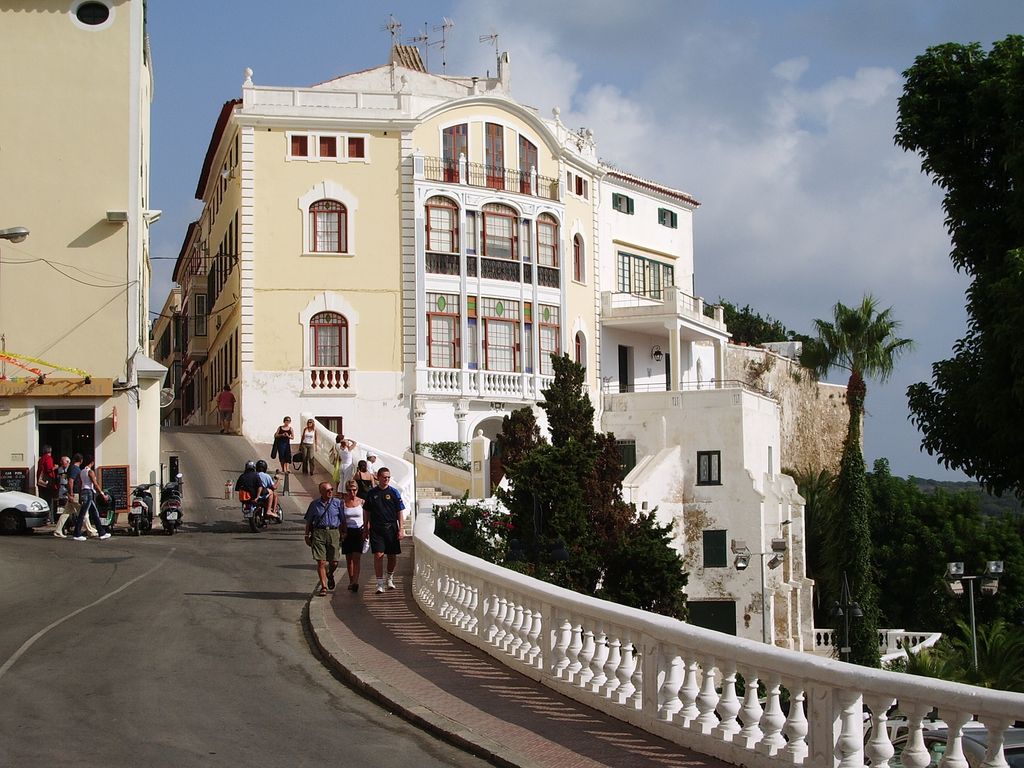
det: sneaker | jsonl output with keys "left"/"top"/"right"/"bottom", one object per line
{"left": 375, "top": 583, "right": 385, "bottom": 594}
{"left": 72, "top": 536, "right": 87, "bottom": 541}
{"left": 386, "top": 575, "right": 396, "bottom": 590}
{"left": 326, "top": 572, "right": 336, "bottom": 591}
{"left": 99, "top": 533, "right": 111, "bottom": 540}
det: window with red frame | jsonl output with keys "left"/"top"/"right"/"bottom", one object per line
{"left": 481, "top": 298, "right": 519, "bottom": 372}
{"left": 481, "top": 203, "right": 517, "bottom": 260}
{"left": 347, "top": 136, "right": 365, "bottom": 159}
{"left": 319, "top": 136, "right": 337, "bottom": 158}
{"left": 310, "top": 199, "right": 347, "bottom": 253}
{"left": 537, "top": 213, "right": 559, "bottom": 267}
{"left": 573, "top": 234, "right": 585, "bottom": 281}
{"left": 310, "top": 312, "right": 348, "bottom": 367}
{"left": 574, "top": 331, "right": 585, "bottom": 366}
{"left": 426, "top": 293, "right": 460, "bottom": 368}
{"left": 538, "top": 304, "right": 560, "bottom": 375}
{"left": 425, "top": 196, "right": 459, "bottom": 252}
{"left": 291, "top": 135, "right": 309, "bottom": 157}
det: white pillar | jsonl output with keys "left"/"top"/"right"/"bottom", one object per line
{"left": 470, "top": 430, "right": 491, "bottom": 499}
{"left": 668, "top": 324, "right": 681, "bottom": 391}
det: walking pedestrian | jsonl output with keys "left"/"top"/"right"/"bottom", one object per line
{"left": 352, "top": 459, "right": 375, "bottom": 496}
{"left": 52, "top": 456, "right": 71, "bottom": 536}
{"left": 304, "top": 482, "right": 342, "bottom": 596}
{"left": 339, "top": 480, "right": 366, "bottom": 591}
{"left": 360, "top": 467, "right": 405, "bottom": 593}
{"left": 72, "top": 457, "right": 110, "bottom": 541}
{"left": 217, "top": 385, "right": 236, "bottom": 434}
{"left": 272, "top": 416, "right": 293, "bottom": 474}
{"left": 36, "top": 445, "right": 56, "bottom": 523}
{"left": 300, "top": 419, "right": 317, "bottom": 475}
{"left": 332, "top": 434, "right": 356, "bottom": 492}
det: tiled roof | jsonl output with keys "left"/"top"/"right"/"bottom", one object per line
{"left": 605, "top": 169, "right": 700, "bottom": 208}
{"left": 391, "top": 45, "right": 426, "bottom": 72}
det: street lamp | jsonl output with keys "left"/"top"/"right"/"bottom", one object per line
{"left": 732, "top": 537, "right": 788, "bottom": 644}
{"left": 0, "top": 227, "right": 28, "bottom": 380}
{"left": 0, "top": 227, "right": 29, "bottom": 243}
{"left": 831, "top": 571, "right": 863, "bottom": 663}
{"left": 945, "top": 560, "right": 1003, "bottom": 670}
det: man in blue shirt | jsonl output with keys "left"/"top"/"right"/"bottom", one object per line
{"left": 304, "top": 481, "right": 342, "bottom": 595}
{"left": 359, "top": 467, "right": 405, "bottom": 593}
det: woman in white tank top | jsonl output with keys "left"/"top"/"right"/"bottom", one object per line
{"left": 339, "top": 480, "right": 366, "bottom": 591}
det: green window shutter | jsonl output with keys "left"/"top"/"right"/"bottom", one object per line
{"left": 703, "top": 529, "right": 728, "bottom": 568}
{"left": 627, "top": 196, "right": 635, "bottom": 214}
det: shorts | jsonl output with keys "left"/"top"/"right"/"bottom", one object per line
{"left": 220, "top": 409, "right": 233, "bottom": 420}
{"left": 309, "top": 528, "right": 340, "bottom": 562}
{"left": 369, "top": 524, "right": 401, "bottom": 556}
{"left": 341, "top": 526, "right": 365, "bottom": 555}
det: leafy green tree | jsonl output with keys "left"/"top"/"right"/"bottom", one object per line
{"left": 895, "top": 36, "right": 1024, "bottom": 498}
{"left": 719, "top": 300, "right": 811, "bottom": 346}
{"left": 906, "top": 620, "right": 1024, "bottom": 692}
{"left": 494, "top": 406, "right": 544, "bottom": 474}
{"left": 802, "top": 296, "right": 913, "bottom": 667}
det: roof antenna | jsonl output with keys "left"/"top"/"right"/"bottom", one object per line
{"left": 381, "top": 14, "right": 403, "bottom": 89}
{"left": 434, "top": 17, "right": 455, "bottom": 73}
{"left": 409, "top": 23, "right": 430, "bottom": 70}
{"left": 479, "top": 30, "right": 499, "bottom": 64}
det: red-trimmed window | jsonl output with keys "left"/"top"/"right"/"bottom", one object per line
{"left": 574, "top": 331, "right": 585, "bottom": 366}
{"left": 442, "top": 123, "right": 468, "bottom": 182}
{"left": 310, "top": 312, "right": 349, "bottom": 367}
{"left": 485, "top": 122, "right": 505, "bottom": 190}
{"left": 319, "top": 136, "right": 337, "bottom": 158}
{"left": 348, "top": 137, "right": 365, "bottom": 159}
{"left": 425, "top": 196, "right": 459, "bottom": 253}
{"left": 481, "top": 203, "right": 517, "bottom": 260}
{"left": 310, "top": 199, "right": 347, "bottom": 253}
{"left": 538, "top": 304, "right": 560, "bottom": 375}
{"left": 426, "top": 293, "right": 460, "bottom": 368}
{"left": 537, "top": 213, "right": 559, "bottom": 268}
{"left": 573, "top": 234, "right": 584, "bottom": 282}
{"left": 481, "top": 298, "right": 519, "bottom": 372}
{"left": 291, "top": 135, "right": 309, "bottom": 157}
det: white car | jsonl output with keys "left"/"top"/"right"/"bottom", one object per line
{"left": 0, "top": 484, "right": 50, "bottom": 533}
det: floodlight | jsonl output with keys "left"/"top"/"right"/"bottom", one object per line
{"left": 980, "top": 578, "right": 999, "bottom": 596}
{"left": 766, "top": 553, "right": 784, "bottom": 570}
{"left": 770, "top": 538, "right": 787, "bottom": 554}
{"left": 730, "top": 539, "right": 747, "bottom": 554}
{"left": 945, "top": 580, "right": 964, "bottom": 597}
{"left": 733, "top": 552, "right": 750, "bottom": 571}
{"left": 946, "top": 562, "right": 965, "bottom": 579}
{"left": 985, "top": 561, "right": 1004, "bottom": 576}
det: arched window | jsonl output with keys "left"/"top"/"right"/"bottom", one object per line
{"left": 481, "top": 203, "right": 518, "bottom": 260}
{"left": 310, "top": 199, "right": 347, "bottom": 253}
{"left": 573, "top": 234, "right": 585, "bottom": 282}
{"left": 310, "top": 312, "right": 349, "bottom": 367}
{"left": 537, "top": 213, "right": 559, "bottom": 268}
{"left": 425, "top": 196, "right": 459, "bottom": 253}
{"left": 574, "top": 331, "right": 586, "bottom": 367}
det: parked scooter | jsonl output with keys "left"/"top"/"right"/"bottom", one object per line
{"left": 159, "top": 474, "right": 184, "bottom": 535}
{"left": 127, "top": 483, "right": 156, "bottom": 535}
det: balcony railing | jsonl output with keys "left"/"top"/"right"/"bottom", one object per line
{"left": 422, "top": 155, "right": 560, "bottom": 201}
{"left": 421, "top": 367, "right": 554, "bottom": 400}
{"left": 307, "top": 366, "right": 352, "bottom": 392}
{"left": 414, "top": 510, "right": 1024, "bottom": 768}
{"left": 427, "top": 253, "right": 561, "bottom": 288}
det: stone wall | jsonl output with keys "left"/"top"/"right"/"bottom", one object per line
{"left": 723, "top": 343, "right": 849, "bottom": 475}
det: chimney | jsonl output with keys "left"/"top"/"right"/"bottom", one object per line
{"left": 497, "top": 51, "right": 511, "bottom": 92}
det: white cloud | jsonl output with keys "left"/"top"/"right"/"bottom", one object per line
{"left": 772, "top": 56, "right": 809, "bottom": 83}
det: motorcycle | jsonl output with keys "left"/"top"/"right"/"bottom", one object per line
{"left": 159, "top": 474, "right": 184, "bottom": 535}
{"left": 240, "top": 481, "right": 284, "bottom": 533}
{"left": 127, "top": 483, "right": 155, "bottom": 535}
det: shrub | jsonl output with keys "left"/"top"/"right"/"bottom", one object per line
{"left": 433, "top": 497, "right": 513, "bottom": 562}
{"left": 417, "top": 441, "right": 470, "bottom": 471}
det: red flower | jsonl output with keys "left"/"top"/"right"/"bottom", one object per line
{"left": 447, "top": 518, "right": 463, "bottom": 530}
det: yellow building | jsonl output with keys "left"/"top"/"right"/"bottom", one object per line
{"left": 0, "top": 0, "right": 161, "bottom": 524}
{"left": 176, "top": 48, "right": 601, "bottom": 451}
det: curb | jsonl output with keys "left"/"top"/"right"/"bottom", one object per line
{"left": 304, "top": 593, "right": 543, "bottom": 768}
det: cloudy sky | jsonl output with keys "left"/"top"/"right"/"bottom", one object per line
{"left": 147, "top": 1, "right": 1024, "bottom": 482}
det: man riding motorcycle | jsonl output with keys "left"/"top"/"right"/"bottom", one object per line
{"left": 235, "top": 460, "right": 279, "bottom": 519}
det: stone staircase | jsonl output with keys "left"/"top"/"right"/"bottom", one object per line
{"left": 416, "top": 486, "right": 455, "bottom": 502}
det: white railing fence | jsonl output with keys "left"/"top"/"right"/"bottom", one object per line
{"left": 812, "top": 628, "right": 943, "bottom": 664}
{"left": 413, "top": 510, "right": 1024, "bottom": 768}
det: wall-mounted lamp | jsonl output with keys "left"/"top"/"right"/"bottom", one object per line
{"left": 651, "top": 345, "right": 663, "bottom": 362}
{"left": 0, "top": 226, "right": 29, "bottom": 243}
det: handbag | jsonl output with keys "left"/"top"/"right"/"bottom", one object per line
{"left": 270, "top": 442, "right": 278, "bottom": 460}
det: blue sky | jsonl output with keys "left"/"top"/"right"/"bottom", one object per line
{"left": 147, "top": 1, "right": 1024, "bottom": 482}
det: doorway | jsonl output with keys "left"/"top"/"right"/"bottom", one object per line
{"left": 617, "top": 345, "right": 632, "bottom": 393}
{"left": 687, "top": 600, "right": 738, "bottom": 636}
{"left": 37, "top": 408, "right": 95, "bottom": 461}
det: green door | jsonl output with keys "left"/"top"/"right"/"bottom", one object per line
{"left": 687, "top": 600, "right": 737, "bottom": 635}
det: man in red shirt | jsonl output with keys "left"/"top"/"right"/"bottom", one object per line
{"left": 216, "top": 385, "right": 236, "bottom": 434}
{"left": 36, "top": 445, "right": 56, "bottom": 523}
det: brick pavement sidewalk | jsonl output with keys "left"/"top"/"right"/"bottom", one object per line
{"left": 306, "top": 541, "right": 731, "bottom": 768}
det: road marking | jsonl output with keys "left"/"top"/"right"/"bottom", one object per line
{"left": 0, "top": 548, "right": 176, "bottom": 683}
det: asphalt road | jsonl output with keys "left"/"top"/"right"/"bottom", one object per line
{"left": 0, "top": 429, "right": 486, "bottom": 768}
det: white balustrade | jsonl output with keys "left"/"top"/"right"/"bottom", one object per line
{"left": 412, "top": 510, "right": 1024, "bottom": 767}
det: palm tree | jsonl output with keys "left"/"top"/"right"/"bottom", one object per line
{"left": 801, "top": 296, "right": 912, "bottom": 667}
